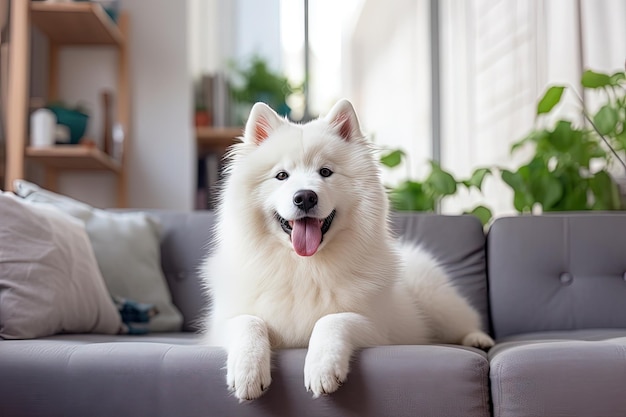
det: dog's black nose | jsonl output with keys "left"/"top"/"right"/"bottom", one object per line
{"left": 293, "top": 189, "right": 318, "bottom": 212}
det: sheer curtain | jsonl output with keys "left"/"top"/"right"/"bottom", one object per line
{"left": 440, "top": 0, "right": 626, "bottom": 216}
{"left": 346, "top": 0, "right": 433, "bottom": 184}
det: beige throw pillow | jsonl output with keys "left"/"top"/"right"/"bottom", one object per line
{"left": 0, "top": 193, "right": 122, "bottom": 339}
{"left": 13, "top": 180, "right": 183, "bottom": 332}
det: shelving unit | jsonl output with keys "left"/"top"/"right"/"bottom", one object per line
{"left": 30, "top": 2, "right": 123, "bottom": 46}
{"left": 195, "top": 126, "right": 242, "bottom": 210}
{"left": 25, "top": 145, "right": 121, "bottom": 171}
{"left": 196, "top": 126, "right": 243, "bottom": 156}
{"left": 4, "top": 1, "right": 130, "bottom": 207}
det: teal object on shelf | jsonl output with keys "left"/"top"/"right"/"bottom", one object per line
{"left": 47, "top": 106, "right": 89, "bottom": 145}
{"left": 74, "top": 0, "right": 119, "bottom": 23}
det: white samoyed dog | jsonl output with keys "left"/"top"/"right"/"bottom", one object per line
{"left": 201, "top": 99, "right": 494, "bottom": 401}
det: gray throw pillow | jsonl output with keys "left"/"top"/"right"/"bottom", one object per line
{"left": 13, "top": 180, "right": 183, "bottom": 332}
{"left": 0, "top": 192, "right": 122, "bottom": 339}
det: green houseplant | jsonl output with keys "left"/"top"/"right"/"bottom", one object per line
{"left": 229, "top": 55, "right": 300, "bottom": 122}
{"left": 379, "top": 69, "right": 626, "bottom": 224}
{"left": 379, "top": 149, "right": 493, "bottom": 225}
{"left": 501, "top": 69, "right": 626, "bottom": 213}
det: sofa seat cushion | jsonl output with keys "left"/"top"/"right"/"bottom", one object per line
{"left": 490, "top": 329, "right": 626, "bottom": 417}
{"left": 0, "top": 341, "right": 490, "bottom": 417}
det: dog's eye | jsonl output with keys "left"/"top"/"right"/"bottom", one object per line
{"left": 276, "top": 171, "right": 289, "bottom": 180}
{"left": 319, "top": 168, "right": 333, "bottom": 178}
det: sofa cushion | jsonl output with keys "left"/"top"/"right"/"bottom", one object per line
{"left": 141, "top": 210, "right": 216, "bottom": 332}
{"left": 0, "top": 193, "right": 122, "bottom": 339}
{"left": 488, "top": 213, "right": 626, "bottom": 339}
{"left": 489, "top": 329, "right": 626, "bottom": 417}
{"left": 133, "top": 211, "right": 491, "bottom": 334}
{"left": 142, "top": 211, "right": 491, "bottom": 334}
{"left": 392, "top": 212, "right": 490, "bottom": 332}
{"left": 0, "top": 339, "right": 490, "bottom": 417}
{"left": 14, "top": 180, "right": 183, "bottom": 332}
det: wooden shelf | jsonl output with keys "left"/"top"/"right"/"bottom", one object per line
{"left": 4, "top": 1, "right": 130, "bottom": 206}
{"left": 26, "top": 145, "right": 121, "bottom": 172}
{"left": 30, "top": 2, "right": 123, "bottom": 46}
{"left": 196, "top": 126, "right": 243, "bottom": 153}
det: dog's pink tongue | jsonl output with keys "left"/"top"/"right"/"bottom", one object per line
{"left": 292, "top": 217, "right": 322, "bottom": 256}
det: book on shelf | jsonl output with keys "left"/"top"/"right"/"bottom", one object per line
{"left": 200, "top": 71, "right": 232, "bottom": 128}
{"left": 196, "top": 152, "right": 224, "bottom": 210}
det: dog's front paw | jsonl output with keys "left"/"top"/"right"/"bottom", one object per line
{"left": 227, "top": 348, "right": 271, "bottom": 401}
{"left": 462, "top": 331, "right": 495, "bottom": 350}
{"left": 304, "top": 348, "right": 349, "bottom": 398}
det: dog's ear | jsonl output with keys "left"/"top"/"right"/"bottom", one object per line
{"left": 244, "top": 102, "right": 285, "bottom": 145}
{"left": 325, "top": 99, "right": 363, "bottom": 142}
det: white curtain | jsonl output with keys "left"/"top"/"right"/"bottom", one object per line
{"left": 346, "top": 0, "right": 433, "bottom": 184}
{"left": 439, "top": 0, "right": 626, "bottom": 216}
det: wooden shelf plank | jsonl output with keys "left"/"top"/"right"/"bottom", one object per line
{"left": 196, "top": 127, "right": 243, "bottom": 153}
{"left": 26, "top": 146, "right": 121, "bottom": 172}
{"left": 30, "top": 2, "right": 123, "bottom": 46}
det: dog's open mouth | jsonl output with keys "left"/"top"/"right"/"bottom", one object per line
{"left": 276, "top": 210, "right": 336, "bottom": 257}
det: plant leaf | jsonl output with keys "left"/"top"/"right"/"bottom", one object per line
{"left": 609, "top": 71, "right": 626, "bottom": 85}
{"left": 549, "top": 120, "right": 580, "bottom": 152}
{"left": 569, "top": 140, "right": 600, "bottom": 168}
{"left": 510, "top": 133, "right": 534, "bottom": 154}
{"left": 538, "top": 175, "right": 563, "bottom": 210}
{"left": 390, "top": 180, "right": 435, "bottom": 211}
{"left": 512, "top": 191, "right": 529, "bottom": 212}
{"left": 615, "top": 130, "right": 626, "bottom": 151}
{"left": 466, "top": 205, "right": 493, "bottom": 226}
{"left": 501, "top": 169, "right": 523, "bottom": 191}
{"left": 537, "top": 86, "right": 565, "bottom": 115}
{"left": 593, "top": 104, "right": 618, "bottom": 135}
{"left": 589, "top": 170, "right": 621, "bottom": 210}
{"left": 426, "top": 162, "right": 457, "bottom": 196}
{"left": 558, "top": 182, "right": 589, "bottom": 211}
{"left": 466, "top": 168, "right": 491, "bottom": 191}
{"left": 502, "top": 169, "right": 532, "bottom": 212}
{"left": 581, "top": 70, "right": 611, "bottom": 88}
{"left": 511, "top": 130, "right": 549, "bottom": 154}
{"left": 380, "top": 149, "right": 405, "bottom": 168}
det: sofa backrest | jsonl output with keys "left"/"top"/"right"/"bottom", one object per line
{"left": 151, "top": 211, "right": 491, "bottom": 335}
{"left": 488, "top": 213, "right": 626, "bottom": 339}
{"left": 152, "top": 210, "right": 216, "bottom": 332}
{"left": 391, "top": 213, "right": 490, "bottom": 333}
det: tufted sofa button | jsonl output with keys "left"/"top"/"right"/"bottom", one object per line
{"left": 560, "top": 272, "right": 573, "bottom": 285}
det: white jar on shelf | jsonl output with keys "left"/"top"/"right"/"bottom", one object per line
{"left": 30, "top": 108, "right": 56, "bottom": 148}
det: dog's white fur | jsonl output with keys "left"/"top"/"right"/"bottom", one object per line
{"left": 201, "top": 99, "right": 494, "bottom": 401}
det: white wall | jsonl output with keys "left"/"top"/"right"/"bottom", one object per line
{"left": 46, "top": 0, "right": 194, "bottom": 210}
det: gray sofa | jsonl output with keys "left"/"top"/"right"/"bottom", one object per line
{"left": 2, "top": 210, "right": 626, "bottom": 417}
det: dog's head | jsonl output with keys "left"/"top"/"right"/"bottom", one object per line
{"left": 221, "top": 99, "right": 388, "bottom": 257}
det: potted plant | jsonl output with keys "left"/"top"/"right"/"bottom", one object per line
{"left": 501, "top": 69, "right": 626, "bottom": 213}
{"left": 379, "top": 149, "right": 493, "bottom": 225}
{"left": 229, "top": 55, "right": 301, "bottom": 123}
{"left": 380, "top": 69, "right": 626, "bottom": 223}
